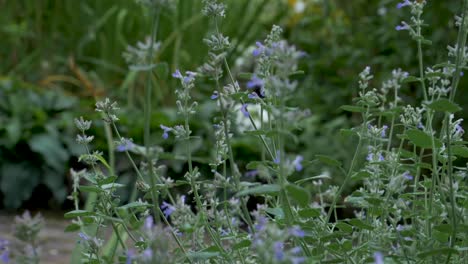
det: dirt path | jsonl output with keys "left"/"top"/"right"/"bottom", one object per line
{"left": 0, "top": 212, "right": 76, "bottom": 263}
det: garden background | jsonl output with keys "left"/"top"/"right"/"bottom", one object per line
{"left": 0, "top": 0, "right": 466, "bottom": 262}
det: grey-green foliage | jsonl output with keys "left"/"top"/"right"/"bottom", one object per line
{"left": 0, "top": 78, "right": 80, "bottom": 209}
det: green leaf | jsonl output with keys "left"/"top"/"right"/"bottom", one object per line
{"left": 335, "top": 222, "right": 353, "bottom": 233}
{"left": 348, "top": 219, "right": 374, "bottom": 230}
{"left": 79, "top": 185, "right": 103, "bottom": 193}
{"left": 315, "top": 155, "right": 342, "bottom": 167}
{"left": 452, "top": 145, "right": 468, "bottom": 158}
{"left": 418, "top": 247, "right": 458, "bottom": 258}
{"left": 402, "top": 76, "right": 420, "bottom": 83}
{"left": 101, "top": 183, "right": 126, "bottom": 190}
{"left": 187, "top": 251, "right": 220, "bottom": 260}
{"left": 427, "top": 99, "right": 461, "bottom": 113}
{"left": 351, "top": 171, "right": 371, "bottom": 181}
{"left": 340, "top": 128, "right": 358, "bottom": 138}
{"left": 97, "top": 176, "right": 118, "bottom": 186}
{"left": 94, "top": 155, "right": 111, "bottom": 170}
{"left": 233, "top": 240, "right": 251, "bottom": 250}
{"left": 340, "top": 105, "right": 365, "bottom": 113}
{"left": 28, "top": 133, "right": 69, "bottom": 172}
{"left": 235, "top": 184, "right": 281, "bottom": 197}
{"left": 298, "top": 208, "right": 321, "bottom": 218}
{"left": 265, "top": 207, "right": 284, "bottom": 219}
{"left": 245, "top": 161, "right": 264, "bottom": 170}
{"left": 286, "top": 184, "right": 310, "bottom": 207}
{"left": 64, "top": 223, "right": 81, "bottom": 232}
{"left": 433, "top": 224, "right": 453, "bottom": 234}
{"left": 118, "top": 201, "right": 150, "bottom": 210}
{"left": 406, "top": 129, "right": 442, "bottom": 149}
{"left": 0, "top": 163, "right": 40, "bottom": 209}
{"left": 64, "top": 210, "right": 94, "bottom": 218}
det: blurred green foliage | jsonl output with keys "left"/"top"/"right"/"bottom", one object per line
{"left": 0, "top": 78, "right": 80, "bottom": 209}
{"left": 1, "top": 0, "right": 466, "bottom": 208}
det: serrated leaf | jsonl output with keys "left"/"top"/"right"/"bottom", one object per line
{"left": 315, "top": 155, "right": 342, "bottom": 167}
{"left": 418, "top": 247, "right": 458, "bottom": 258}
{"left": 235, "top": 184, "right": 281, "bottom": 197}
{"left": 97, "top": 176, "right": 118, "bottom": 186}
{"left": 402, "top": 76, "right": 420, "bottom": 83}
{"left": 452, "top": 145, "right": 468, "bottom": 158}
{"left": 64, "top": 210, "right": 94, "bottom": 218}
{"left": 101, "top": 183, "right": 126, "bottom": 190}
{"left": 427, "top": 99, "right": 461, "bottom": 113}
{"left": 187, "top": 251, "right": 220, "bottom": 260}
{"left": 351, "top": 171, "right": 371, "bottom": 180}
{"left": 79, "top": 185, "right": 103, "bottom": 193}
{"left": 233, "top": 240, "right": 251, "bottom": 250}
{"left": 340, "top": 105, "right": 365, "bottom": 113}
{"left": 298, "top": 208, "right": 321, "bottom": 218}
{"left": 265, "top": 207, "right": 284, "bottom": 219}
{"left": 286, "top": 184, "right": 310, "bottom": 207}
{"left": 64, "top": 223, "right": 81, "bottom": 232}
{"left": 340, "top": 128, "right": 358, "bottom": 138}
{"left": 118, "top": 201, "right": 150, "bottom": 210}
{"left": 246, "top": 161, "right": 264, "bottom": 170}
{"left": 335, "top": 222, "right": 353, "bottom": 233}
{"left": 348, "top": 219, "right": 373, "bottom": 230}
{"left": 406, "top": 129, "right": 442, "bottom": 149}
{"left": 94, "top": 155, "right": 111, "bottom": 170}
{"left": 433, "top": 224, "right": 453, "bottom": 234}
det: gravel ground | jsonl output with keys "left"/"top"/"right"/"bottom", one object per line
{"left": 0, "top": 212, "right": 76, "bottom": 263}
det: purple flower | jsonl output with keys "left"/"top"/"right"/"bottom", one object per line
{"left": 396, "top": 22, "right": 410, "bottom": 31}
{"left": 248, "top": 92, "right": 259, "bottom": 99}
{"left": 366, "top": 153, "right": 374, "bottom": 161}
{"left": 211, "top": 91, "right": 219, "bottom": 99}
{"left": 144, "top": 216, "right": 153, "bottom": 232}
{"left": 172, "top": 69, "right": 196, "bottom": 84}
{"left": 381, "top": 125, "right": 389, "bottom": 138}
{"left": 455, "top": 123, "right": 464, "bottom": 135}
{"left": 172, "top": 69, "right": 183, "bottom": 79}
{"left": 142, "top": 248, "right": 153, "bottom": 261}
{"left": 0, "top": 250, "right": 9, "bottom": 263}
{"left": 160, "top": 124, "right": 172, "bottom": 139}
{"left": 161, "top": 201, "right": 176, "bottom": 218}
{"left": 460, "top": 71, "right": 464, "bottom": 77}
{"left": 273, "top": 241, "right": 284, "bottom": 261}
{"left": 374, "top": 252, "right": 384, "bottom": 264}
{"left": 252, "top": 41, "right": 265, "bottom": 57}
{"left": 289, "top": 226, "right": 305, "bottom": 237}
{"left": 290, "top": 247, "right": 301, "bottom": 254}
{"left": 247, "top": 75, "right": 264, "bottom": 89}
{"left": 378, "top": 153, "right": 385, "bottom": 161}
{"left": 396, "top": 0, "right": 411, "bottom": 9}
{"left": 291, "top": 257, "right": 306, "bottom": 264}
{"left": 241, "top": 103, "right": 249, "bottom": 118}
{"left": 126, "top": 250, "right": 135, "bottom": 264}
{"left": 293, "top": 155, "right": 304, "bottom": 171}
{"left": 254, "top": 216, "right": 268, "bottom": 232}
{"left": 78, "top": 232, "right": 89, "bottom": 242}
{"left": 403, "top": 171, "right": 413, "bottom": 180}
{"left": 245, "top": 170, "right": 259, "bottom": 177}
{"left": 117, "top": 138, "right": 135, "bottom": 152}
{"left": 274, "top": 150, "right": 281, "bottom": 164}
{"left": 183, "top": 71, "right": 196, "bottom": 84}
{"left": 180, "top": 195, "right": 186, "bottom": 204}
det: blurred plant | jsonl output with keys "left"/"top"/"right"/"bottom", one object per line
{"left": 0, "top": 78, "right": 80, "bottom": 209}
{"left": 0, "top": 211, "right": 44, "bottom": 264}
